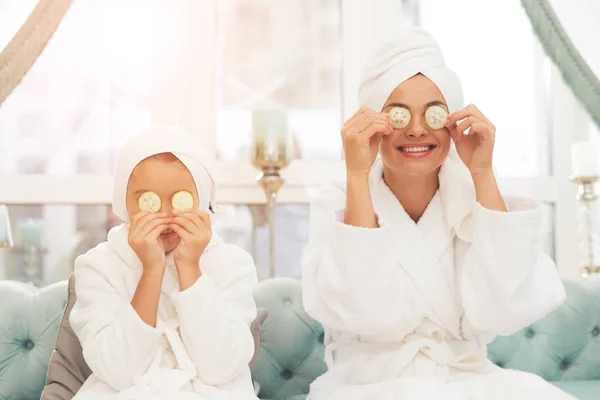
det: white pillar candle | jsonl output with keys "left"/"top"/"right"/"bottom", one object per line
{"left": 571, "top": 141, "right": 600, "bottom": 178}
{"left": 252, "top": 108, "right": 290, "bottom": 162}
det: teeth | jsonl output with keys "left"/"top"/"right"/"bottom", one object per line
{"left": 401, "top": 146, "right": 432, "bottom": 153}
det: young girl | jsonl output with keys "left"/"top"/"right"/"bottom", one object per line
{"left": 301, "top": 27, "right": 574, "bottom": 399}
{"left": 69, "top": 128, "right": 259, "bottom": 399}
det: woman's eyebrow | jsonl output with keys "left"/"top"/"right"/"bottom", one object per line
{"left": 382, "top": 100, "right": 447, "bottom": 110}
{"left": 426, "top": 100, "right": 447, "bottom": 108}
{"left": 383, "top": 102, "right": 409, "bottom": 109}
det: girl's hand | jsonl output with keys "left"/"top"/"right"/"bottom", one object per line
{"left": 128, "top": 211, "right": 169, "bottom": 273}
{"left": 170, "top": 209, "right": 212, "bottom": 270}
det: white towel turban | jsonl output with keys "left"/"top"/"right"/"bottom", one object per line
{"left": 112, "top": 127, "right": 216, "bottom": 222}
{"left": 358, "top": 26, "right": 464, "bottom": 113}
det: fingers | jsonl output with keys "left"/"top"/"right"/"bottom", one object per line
{"left": 169, "top": 222, "right": 211, "bottom": 246}
{"left": 171, "top": 215, "right": 197, "bottom": 234}
{"left": 128, "top": 218, "right": 169, "bottom": 248}
{"left": 172, "top": 209, "right": 210, "bottom": 231}
{"left": 147, "top": 222, "right": 170, "bottom": 240}
{"left": 361, "top": 112, "right": 395, "bottom": 132}
{"left": 130, "top": 212, "right": 168, "bottom": 237}
{"left": 470, "top": 122, "right": 495, "bottom": 143}
{"left": 198, "top": 211, "right": 212, "bottom": 230}
{"left": 342, "top": 114, "right": 393, "bottom": 141}
{"left": 168, "top": 223, "right": 194, "bottom": 244}
{"left": 137, "top": 216, "right": 171, "bottom": 238}
{"left": 446, "top": 103, "right": 493, "bottom": 128}
{"left": 346, "top": 105, "right": 370, "bottom": 124}
{"left": 130, "top": 210, "right": 151, "bottom": 227}
{"left": 455, "top": 116, "right": 475, "bottom": 137}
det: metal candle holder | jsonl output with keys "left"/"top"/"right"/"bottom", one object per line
{"left": 569, "top": 175, "right": 600, "bottom": 276}
{"left": 0, "top": 205, "right": 13, "bottom": 249}
{"left": 251, "top": 110, "right": 292, "bottom": 278}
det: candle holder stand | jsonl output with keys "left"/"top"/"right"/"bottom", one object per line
{"left": 251, "top": 112, "right": 292, "bottom": 278}
{"left": 569, "top": 175, "right": 600, "bottom": 277}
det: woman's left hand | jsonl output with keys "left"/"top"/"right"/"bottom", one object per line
{"left": 445, "top": 104, "right": 496, "bottom": 177}
{"left": 170, "top": 209, "right": 212, "bottom": 269}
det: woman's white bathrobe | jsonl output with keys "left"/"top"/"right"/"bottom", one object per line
{"left": 301, "top": 158, "right": 573, "bottom": 400}
{"left": 69, "top": 224, "right": 259, "bottom": 400}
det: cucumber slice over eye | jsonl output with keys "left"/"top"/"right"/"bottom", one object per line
{"left": 138, "top": 191, "right": 161, "bottom": 212}
{"left": 425, "top": 105, "right": 448, "bottom": 130}
{"left": 172, "top": 190, "right": 195, "bottom": 211}
{"left": 389, "top": 107, "right": 411, "bottom": 129}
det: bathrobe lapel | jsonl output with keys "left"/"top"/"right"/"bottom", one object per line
{"left": 368, "top": 158, "right": 475, "bottom": 338}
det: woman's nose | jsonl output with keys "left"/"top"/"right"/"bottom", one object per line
{"left": 406, "top": 117, "right": 428, "bottom": 138}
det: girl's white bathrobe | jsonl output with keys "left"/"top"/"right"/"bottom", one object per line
{"left": 301, "top": 157, "right": 573, "bottom": 400}
{"left": 69, "top": 224, "right": 259, "bottom": 400}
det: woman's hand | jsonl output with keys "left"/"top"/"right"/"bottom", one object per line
{"left": 128, "top": 211, "right": 169, "bottom": 273}
{"left": 170, "top": 209, "right": 212, "bottom": 270}
{"left": 445, "top": 104, "right": 496, "bottom": 177}
{"left": 342, "top": 106, "right": 394, "bottom": 178}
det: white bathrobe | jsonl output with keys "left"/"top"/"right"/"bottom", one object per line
{"left": 301, "top": 156, "right": 572, "bottom": 399}
{"left": 69, "top": 224, "right": 259, "bottom": 400}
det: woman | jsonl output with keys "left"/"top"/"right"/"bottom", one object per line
{"left": 301, "top": 27, "right": 572, "bottom": 399}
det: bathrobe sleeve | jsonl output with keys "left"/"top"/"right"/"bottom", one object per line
{"left": 170, "top": 243, "right": 258, "bottom": 386}
{"left": 69, "top": 247, "right": 163, "bottom": 391}
{"left": 301, "top": 183, "right": 418, "bottom": 336}
{"left": 460, "top": 198, "right": 567, "bottom": 336}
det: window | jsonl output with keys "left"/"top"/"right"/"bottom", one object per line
{"left": 216, "top": 0, "right": 343, "bottom": 161}
{"left": 0, "top": 0, "right": 578, "bottom": 275}
{"left": 417, "top": 0, "right": 552, "bottom": 178}
{"left": 0, "top": 0, "right": 154, "bottom": 175}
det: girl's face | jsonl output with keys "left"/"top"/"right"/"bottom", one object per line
{"left": 379, "top": 74, "right": 452, "bottom": 177}
{"left": 125, "top": 153, "right": 199, "bottom": 253}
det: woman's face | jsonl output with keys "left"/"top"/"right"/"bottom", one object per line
{"left": 379, "top": 74, "right": 451, "bottom": 177}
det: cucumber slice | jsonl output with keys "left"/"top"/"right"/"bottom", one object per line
{"left": 389, "top": 106, "right": 411, "bottom": 129}
{"left": 172, "top": 190, "right": 195, "bottom": 211}
{"left": 138, "top": 191, "right": 161, "bottom": 212}
{"left": 425, "top": 105, "right": 448, "bottom": 130}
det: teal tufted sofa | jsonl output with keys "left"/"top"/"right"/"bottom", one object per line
{"left": 1, "top": 277, "right": 599, "bottom": 400}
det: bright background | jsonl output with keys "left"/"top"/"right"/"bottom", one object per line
{"left": 0, "top": 0, "right": 595, "bottom": 283}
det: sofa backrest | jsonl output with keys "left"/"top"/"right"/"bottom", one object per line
{"left": 251, "top": 277, "right": 600, "bottom": 399}
{"left": 1, "top": 276, "right": 600, "bottom": 400}
{"left": 487, "top": 277, "right": 600, "bottom": 381}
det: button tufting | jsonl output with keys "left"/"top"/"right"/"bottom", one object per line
{"left": 592, "top": 327, "right": 600, "bottom": 337}
{"left": 525, "top": 329, "right": 535, "bottom": 339}
{"left": 559, "top": 360, "right": 571, "bottom": 371}
{"left": 23, "top": 340, "right": 34, "bottom": 350}
{"left": 281, "top": 370, "right": 292, "bottom": 380}
{"left": 282, "top": 298, "right": 292, "bottom": 307}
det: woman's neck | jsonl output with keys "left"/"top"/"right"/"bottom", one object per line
{"left": 383, "top": 167, "right": 440, "bottom": 223}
